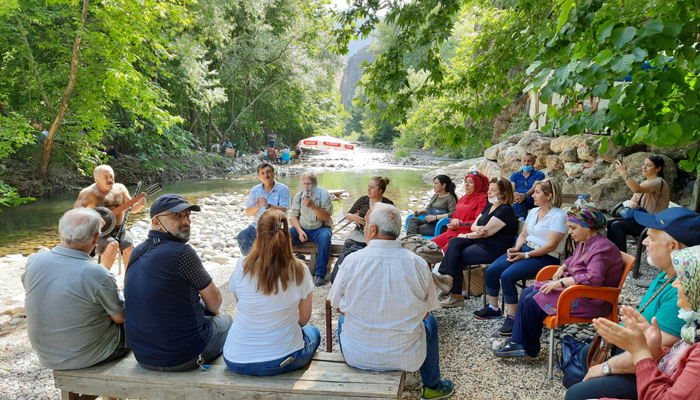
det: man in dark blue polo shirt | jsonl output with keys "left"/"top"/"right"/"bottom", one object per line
{"left": 509, "top": 153, "right": 545, "bottom": 219}
{"left": 125, "top": 194, "right": 232, "bottom": 371}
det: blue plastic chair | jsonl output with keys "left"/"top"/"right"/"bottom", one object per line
{"left": 404, "top": 214, "right": 450, "bottom": 240}
{"left": 281, "top": 152, "right": 290, "bottom": 162}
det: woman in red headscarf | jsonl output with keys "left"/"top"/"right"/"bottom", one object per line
{"left": 431, "top": 171, "right": 489, "bottom": 251}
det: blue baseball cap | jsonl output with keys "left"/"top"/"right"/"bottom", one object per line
{"left": 634, "top": 207, "right": 700, "bottom": 247}
{"left": 150, "top": 194, "right": 201, "bottom": 218}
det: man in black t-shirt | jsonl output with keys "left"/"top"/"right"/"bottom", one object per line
{"left": 125, "top": 194, "right": 232, "bottom": 371}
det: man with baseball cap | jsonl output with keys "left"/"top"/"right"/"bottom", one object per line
{"left": 124, "top": 194, "right": 233, "bottom": 371}
{"left": 566, "top": 207, "right": 700, "bottom": 400}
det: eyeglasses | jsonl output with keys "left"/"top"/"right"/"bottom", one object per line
{"left": 159, "top": 212, "right": 192, "bottom": 221}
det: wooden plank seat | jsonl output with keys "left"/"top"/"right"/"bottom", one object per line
{"left": 54, "top": 352, "right": 406, "bottom": 400}
{"left": 293, "top": 239, "right": 345, "bottom": 274}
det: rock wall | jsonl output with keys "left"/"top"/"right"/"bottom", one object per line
{"left": 339, "top": 45, "right": 375, "bottom": 111}
{"left": 433, "top": 130, "right": 696, "bottom": 211}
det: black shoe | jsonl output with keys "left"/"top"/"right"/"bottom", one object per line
{"left": 493, "top": 340, "right": 527, "bottom": 357}
{"left": 314, "top": 275, "right": 326, "bottom": 286}
{"left": 497, "top": 315, "right": 514, "bottom": 336}
{"left": 473, "top": 305, "right": 503, "bottom": 320}
{"left": 295, "top": 253, "right": 306, "bottom": 260}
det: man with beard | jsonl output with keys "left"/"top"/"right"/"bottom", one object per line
{"left": 74, "top": 165, "right": 146, "bottom": 271}
{"left": 124, "top": 194, "right": 232, "bottom": 371}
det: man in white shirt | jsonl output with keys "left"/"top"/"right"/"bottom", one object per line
{"left": 328, "top": 203, "right": 454, "bottom": 400}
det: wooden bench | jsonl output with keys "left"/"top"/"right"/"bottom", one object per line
{"left": 293, "top": 239, "right": 345, "bottom": 274}
{"left": 54, "top": 352, "right": 406, "bottom": 400}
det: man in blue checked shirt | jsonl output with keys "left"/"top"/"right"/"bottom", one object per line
{"left": 510, "top": 153, "right": 545, "bottom": 219}
{"left": 236, "top": 162, "right": 291, "bottom": 255}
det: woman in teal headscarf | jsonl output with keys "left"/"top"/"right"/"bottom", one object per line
{"left": 593, "top": 245, "right": 700, "bottom": 400}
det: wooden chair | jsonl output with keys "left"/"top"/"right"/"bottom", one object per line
{"left": 538, "top": 252, "right": 636, "bottom": 379}
{"left": 404, "top": 214, "right": 449, "bottom": 240}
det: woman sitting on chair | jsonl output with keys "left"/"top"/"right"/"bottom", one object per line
{"left": 431, "top": 171, "right": 489, "bottom": 252}
{"left": 594, "top": 245, "right": 700, "bottom": 400}
{"left": 223, "top": 210, "right": 320, "bottom": 375}
{"left": 406, "top": 175, "right": 458, "bottom": 236}
{"left": 493, "top": 205, "right": 624, "bottom": 358}
{"left": 475, "top": 180, "right": 568, "bottom": 336}
{"left": 432, "top": 178, "right": 518, "bottom": 307}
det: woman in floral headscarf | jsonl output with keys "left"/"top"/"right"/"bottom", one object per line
{"left": 594, "top": 245, "right": 700, "bottom": 400}
{"left": 493, "top": 205, "right": 624, "bottom": 358}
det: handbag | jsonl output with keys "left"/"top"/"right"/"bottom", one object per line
{"left": 586, "top": 276, "right": 675, "bottom": 369}
{"left": 427, "top": 207, "right": 447, "bottom": 216}
{"left": 619, "top": 179, "right": 664, "bottom": 222}
{"left": 557, "top": 335, "right": 589, "bottom": 389}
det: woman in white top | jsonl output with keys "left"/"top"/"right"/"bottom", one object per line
{"left": 223, "top": 210, "right": 319, "bottom": 376}
{"left": 479, "top": 180, "right": 568, "bottom": 337}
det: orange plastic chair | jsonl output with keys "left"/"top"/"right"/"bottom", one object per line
{"left": 537, "top": 252, "right": 635, "bottom": 379}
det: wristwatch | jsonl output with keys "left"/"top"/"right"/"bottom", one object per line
{"left": 525, "top": 252, "right": 530, "bottom": 259}
{"left": 602, "top": 361, "right": 612, "bottom": 376}
{"left": 559, "top": 279, "right": 565, "bottom": 288}
{"left": 265, "top": 203, "right": 271, "bottom": 209}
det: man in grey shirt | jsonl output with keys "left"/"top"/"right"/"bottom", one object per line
{"left": 289, "top": 172, "right": 334, "bottom": 286}
{"left": 22, "top": 208, "right": 129, "bottom": 370}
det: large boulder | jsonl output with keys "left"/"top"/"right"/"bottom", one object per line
{"left": 603, "top": 152, "right": 677, "bottom": 190}
{"left": 422, "top": 159, "right": 479, "bottom": 185}
{"left": 584, "top": 160, "right": 610, "bottom": 180}
{"left": 507, "top": 133, "right": 524, "bottom": 143}
{"left": 577, "top": 135, "right": 600, "bottom": 162}
{"left": 563, "top": 176, "right": 596, "bottom": 196}
{"left": 517, "top": 130, "right": 554, "bottom": 156}
{"left": 589, "top": 177, "right": 632, "bottom": 211}
{"left": 475, "top": 159, "right": 501, "bottom": 180}
{"left": 546, "top": 155, "right": 565, "bottom": 170}
{"left": 649, "top": 142, "right": 700, "bottom": 161}
{"left": 550, "top": 134, "right": 586, "bottom": 154}
{"left": 564, "top": 162, "right": 586, "bottom": 177}
{"left": 534, "top": 154, "right": 548, "bottom": 170}
{"left": 484, "top": 144, "right": 500, "bottom": 161}
{"left": 540, "top": 168, "right": 567, "bottom": 183}
{"left": 560, "top": 148, "right": 579, "bottom": 163}
{"left": 597, "top": 138, "right": 648, "bottom": 163}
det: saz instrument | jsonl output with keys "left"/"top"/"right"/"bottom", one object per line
{"left": 94, "top": 183, "right": 162, "bottom": 237}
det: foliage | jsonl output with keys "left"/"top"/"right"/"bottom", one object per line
{"left": 502, "top": 111, "right": 534, "bottom": 139}
{"left": 0, "top": 180, "right": 34, "bottom": 211}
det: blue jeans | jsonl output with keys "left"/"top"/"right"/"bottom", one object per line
{"left": 290, "top": 226, "right": 332, "bottom": 277}
{"left": 485, "top": 244, "right": 560, "bottom": 304}
{"left": 337, "top": 313, "right": 441, "bottom": 388}
{"left": 510, "top": 286, "right": 548, "bottom": 357}
{"left": 236, "top": 225, "right": 257, "bottom": 256}
{"left": 511, "top": 197, "right": 534, "bottom": 218}
{"left": 139, "top": 314, "right": 233, "bottom": 372}
{"left": 225, "top": 325, "right": 320, "bottom": 376}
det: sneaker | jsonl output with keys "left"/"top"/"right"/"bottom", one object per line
{"left": 493, "top": 340, "right": 527, "bottom": 357}
{"left": 431, "top": 272, "right": 453, "bottom": 293}
{"left": 314, "top": 275, "right": 325, "bottom": 287}
{"left": 497, "top": 315, "right": 515, "bottom": 336}
{"left": 421, "top": 379, "right": 454, "bottom": 400}
{"left": 473, "top": 305, "right": 503, "bottom": 320}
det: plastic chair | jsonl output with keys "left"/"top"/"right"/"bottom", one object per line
{"left": 538, "top": 252, "right": 636, "bottom": 379}
{"left": 281, "top": 152, "right": 290, "bottom": 163}
{"left": 611, "top": 202, "right": 649, "bottom": 279}
{"left": 404, "top": 214, "right": 450, "bottom": 240}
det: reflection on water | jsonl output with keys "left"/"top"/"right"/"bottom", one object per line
{"left": 0, "top": 167, "right": 437, "bottom": 256}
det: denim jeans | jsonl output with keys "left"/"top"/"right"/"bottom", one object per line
{"left": 290, "top": 226, "right": 332, "bottom": 277}
{"left": 337, "top": 313, "right": 441, "bottom": 388}
{"left": 565, "top": 345, "right": 635, "bottom": 400}
{"left": 139, "top": 314, "right": 233, "bottom": 372}
{"left": 485, "top": 244, "right": 560, "bottom": 304}
{"left": 236, "top": 225, "right": 257, "bottom": 256}
{"left": 511, "top": 197, "right": 534, "bottom": 219}
{"left": 225, "top": 325, "right": 320, "bottom": 376}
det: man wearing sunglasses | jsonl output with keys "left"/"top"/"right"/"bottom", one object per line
{"left": 124, "top": 194, "right": 233, "bottom": 372}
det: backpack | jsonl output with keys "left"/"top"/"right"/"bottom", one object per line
{"left": 400, "top": 234, "right": 444, "bottom": 264}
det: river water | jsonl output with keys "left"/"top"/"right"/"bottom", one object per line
{"left": 0, "top": 149, "right": 452, "bottom": 256}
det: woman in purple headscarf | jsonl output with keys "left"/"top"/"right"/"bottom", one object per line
{"left": 493, "top": 205, "right": 625, "bottom": 358}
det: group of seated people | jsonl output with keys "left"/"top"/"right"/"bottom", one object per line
{"left": 20, "top": 151, "right": 700, "bottom": 399}
{"left": 259, "top": 144, "right": 303, "bottom": 163}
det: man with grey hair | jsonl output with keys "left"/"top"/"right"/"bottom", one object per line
{"left": 289, "top": 172, "right": 334, "bottom": 286}
{"left": 22, "top": 208, "right": 129, "bottom": 370}
{"left": 74, "top": 164, "right": 146, "bottom": 271}
{"left": 328, "top": 203, "right": 455, "bottom": 399}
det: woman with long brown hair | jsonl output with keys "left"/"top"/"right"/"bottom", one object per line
{"left": 223, "top": 210, "right": 319, "bottom": 376}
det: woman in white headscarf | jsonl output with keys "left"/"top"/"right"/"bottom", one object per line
{"left": 593, "top": 245, "right": 700, "bottom": 400}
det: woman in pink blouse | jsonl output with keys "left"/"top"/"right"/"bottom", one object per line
{"left": 594, "top": 245, "right": 700, "bottom": 400}
{"left": 493, "top": 205, "right": 624, "bottom": 358}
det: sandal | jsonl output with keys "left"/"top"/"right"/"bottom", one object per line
{"left": 440, "top": 295, "right": 464, "bottom": 308}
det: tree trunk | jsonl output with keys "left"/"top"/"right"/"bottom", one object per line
{"left": 17, "top": 19, "right": 55, "bottom": 117}
{"left": 39, "top": 0, "right": 90, "bottom": 177}
{"left": 206, "top": 112, "right": 212, "bottom": 152}
{"left": 188, "top": 99, "right": 200, "bottom": 150}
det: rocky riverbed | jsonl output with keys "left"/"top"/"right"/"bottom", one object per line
{"left": 0, "top": 158, "right": 660, "bottom": 400}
